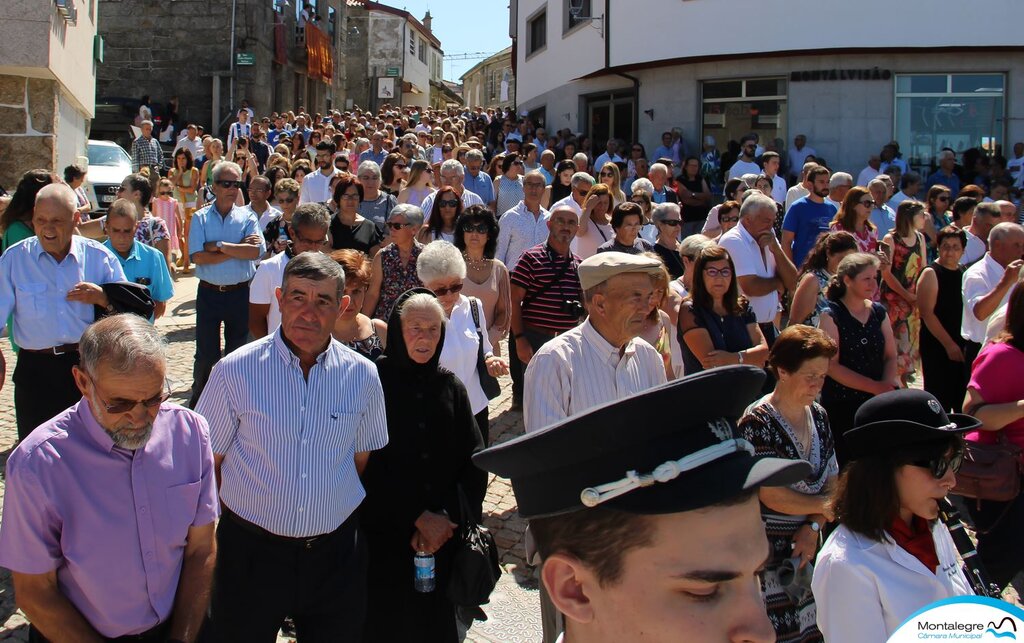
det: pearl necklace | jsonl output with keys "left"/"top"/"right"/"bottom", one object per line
{"left": 463, "top": 253, "right": 490, "bottom": 271}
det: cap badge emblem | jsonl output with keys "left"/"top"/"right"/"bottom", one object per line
{"left": 708, "top": 418, "right": 732, "bottom": 442}
{"left": 928, "top": 399, "right": 942, "bottom": 414}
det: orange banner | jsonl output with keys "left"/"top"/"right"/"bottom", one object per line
{"left": 305, "top": 24, "right": 333, "bottom": 83}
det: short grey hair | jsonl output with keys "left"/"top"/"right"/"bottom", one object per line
{"left": 465, "top": 148, "right": 484, "bottom": 162}
{"left": 140, "top": 120, "right": 154, "bottom": 128}
{"left": 282, "top": 251, "right": 346, "bottom": 300}
{"left": 211, "top": 161, "right": 242, "bottom": 183}
{"left": 829, "top": 172, "right": 854, "bottom": 189}
{"left": 649, "top": 163, "right": 669, "bottom": 178}
{"left": 570, "top": 171, "right": 595, "bottom": 188}
{"left": 572, "top": 153, "right": 589, "bottom": 166}
{"left": 440, "top": 159, "right": 465, "bottom": 176}
{"left": 417, "top": 240, "right": 467, "bottom": 284}
{"left": 292, "top": 202, "right": 332, "bottom": 231}
{"left": 651, "top": 202, "right": 681, "bottom": 224}
{"left": 740, "top": 192, "right": 777, "bottom": 218}
{"left": 387, "top": 203, "right": 424, "bottom": 226}
{"left": 80, "top": 314, "right": 167, "bottom": 376}
{"left": 867, "top": 178, "right": 888, "bottom": 191}
{"left": 631, "top": 178, "right": 654, "bottom": 196}
{"left": 938, "top": 149, "right": 956, "bottom": 162}
{"left": 679, "top": 234, "right": 714, "bottom": 260}
{"left": 357, "top": 160, "right": 382, "bottom": 179}
{"left": 399, "top": 292, "right": 445, "bottom": 324}
{"left": 988, "top": 222, "right": 1024, "bottom": 246}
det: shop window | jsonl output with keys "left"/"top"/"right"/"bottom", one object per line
{"left": 701, "top": 77, "right": 788, "bottom": 158}
{"left": 894, "top": 73, "right": 1005, "bottom": 172}
{"left": 527, "top": 9, "right": 546, "bottom": 57}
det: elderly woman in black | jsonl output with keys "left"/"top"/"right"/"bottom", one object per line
{"left": 361, "top": 289, "right": 484, "bottom": 643}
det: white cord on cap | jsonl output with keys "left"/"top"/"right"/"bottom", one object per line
{"left": 578, "top": 439, "right": 756, "bottom": 507}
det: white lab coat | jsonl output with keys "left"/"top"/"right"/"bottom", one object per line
{"left": 811, "top": 522, "right": 973, "bottom": 642}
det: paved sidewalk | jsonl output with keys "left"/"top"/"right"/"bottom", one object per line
{"left": 0, "top": 273, "right": 542, "bottom": 642}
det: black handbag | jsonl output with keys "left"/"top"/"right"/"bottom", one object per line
{"left": 469, "top": 297, "right": 501, "bottom": 400}
{"left": 446, "top": 486, "right": 501, "bottom": 607}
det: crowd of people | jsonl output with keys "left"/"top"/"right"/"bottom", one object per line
{"left": 0, "top": 100, "right": 1023, "bottom": 642}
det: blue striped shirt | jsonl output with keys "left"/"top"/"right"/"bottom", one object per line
{"left": 0, "top": 236, "right": 125, "bottom": 349}
{"left": 198, "top": 329, "right": 389, "bottom": 537}
{"left": 463, "top": 169, "right": 495, "bottom": 204}
{"left": 188, "top": 202, "right": 264, "bottom": 286}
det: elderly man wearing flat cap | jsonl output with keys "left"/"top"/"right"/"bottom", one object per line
{"left": 524, "top": 251, "right": 668, "bottom": 435}
{"left": 477, "top": 366, "right": 811, "bottom": 643}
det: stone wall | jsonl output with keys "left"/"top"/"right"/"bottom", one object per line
{"left": 0, "top": 75, "right": 58, "bottom": 189}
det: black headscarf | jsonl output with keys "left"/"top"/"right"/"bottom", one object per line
{"left": 377, "top": 287, "right": 446, "bottom": 375}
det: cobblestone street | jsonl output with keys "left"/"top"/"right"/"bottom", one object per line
{"left": 0, "top": 274, "right": 542, "bottom": 642}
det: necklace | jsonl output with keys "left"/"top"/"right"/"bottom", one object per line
{"left": 463, "top": 252, "right": 490, "bottom": 271}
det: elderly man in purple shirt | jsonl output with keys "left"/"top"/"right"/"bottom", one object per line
{"left": 0, "top": 314, "right": 219, "bottom": 643}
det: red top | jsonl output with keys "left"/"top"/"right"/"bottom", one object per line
{"left": 889, "top": 515, "right": 939, "bottom": 572}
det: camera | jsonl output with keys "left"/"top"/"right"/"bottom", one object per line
{"left": 562, "top": 299, "right": 586, "bottom": 319}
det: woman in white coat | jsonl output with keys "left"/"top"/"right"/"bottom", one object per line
{"left": 812, "top": 388, "right": 977, "bottom": 642}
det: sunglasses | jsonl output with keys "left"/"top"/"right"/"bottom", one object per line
{"left": 277, "top": 196, "right": 297, "bottom": 204}
{"left": 439, "top": 199, "right": 460, "bottom": 208}
{"left": 911, "top": 450, "right": 963, "bottom": 479}
{"left": 600, "top": 171, "right": 614, "bottom": 177}
{"left": 95, "top": 386, "right": 171, "bottom": 415}
{"left": 859, "top": 199, "right": 876, "bottom": 207}
{"left": 937, "top": 196, "right": 950, "bottom": 202}
{"left": 395, "top": 164, "right": 408, "bottom": 169}
{"left": 158, "top": 191, "right": 173, "bottom": 196}
{"left": 432, "top": 282, "right": 464, "bottom": 296}
{"left": 216, "top": 180, "right": 245, "bottom": 189}
{"left": 660, "top": 219, "right": 681, "bottom": 226}
{"left": 704, "top": 267, "right": 733, "bottom": 278}
{"left": 719, "top": 215, "right": 740, "bottom": 223}
{"left": 387, "top": 221, "right": 414, "bottom": 230}
{"left": 463, "top": 223, "right": 489, "bottom": 234}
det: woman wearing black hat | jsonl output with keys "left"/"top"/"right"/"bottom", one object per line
{"left": 739, "top": 325, "right": 839, "bottom": 643}
{"left": 360, "top": 289, "right": 485, "bottom": 642}
{"left": 811, "top": 389, "right": 977, "bottom": 642}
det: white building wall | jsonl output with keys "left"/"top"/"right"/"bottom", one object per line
{"left": 402, "top": 21, "right": 431, "bottom": 109}
{"left": 516, "top": 0, "right": 604, "bottom": 107}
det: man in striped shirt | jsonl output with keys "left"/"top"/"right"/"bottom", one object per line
{"left": 198, "top": 252, "right": 388, "bottom": 641}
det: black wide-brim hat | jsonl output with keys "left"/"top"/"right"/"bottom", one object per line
{"left": 473, "top": 365, "right": 810, "bottom": 519}
{"left": 845, "top": 388, "right": 982, "bottom": 461}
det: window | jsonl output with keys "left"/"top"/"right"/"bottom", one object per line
{"left": 418, "top": 37, "right": 427, "bottom": 64}
{"left": 328, "top": 7, "right": 336, "bottom": 39}
{"left": 701, "top": 77, "right": 788, "bottom": 181}
{"left": 564, "top": 0, "right": 592, "bottom": 33}
{"left": 894, "top": 73, "right": 1005, "bottom": 172}
{"left": 409, "top": 30, "right": 416, "bottom": 56}
{"left": 527, "top": 10, "right": 546, "bottom": 57}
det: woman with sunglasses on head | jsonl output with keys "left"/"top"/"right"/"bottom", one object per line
{"left": 417, "top": 186, "right": 461, "bottom": 244}
{"left": 493, "top": 154, "right": 526, "bottom": 218}
{"left": 961, "top": 280, "right": 1024, "bottom": 591}
{"left": 677, "top": 245, "right": 768, "bottom": 376}
{"left": 830, "top": 186, "right": 879, "bottom": 254}
{"left": 812, "top": 389, "right": 976, "bottom": 642}
{"left": 597, "top": 161, "right": 627, "bottom": 207}
{"left": 788, "top": 231, "right": 858, "bottom": 329}
{"left": 380, "top": 152, "right": 409, "bottom": 197}
{"left": 417, "top": 241, "right": 509, "bottom": 454}
{"left": 329, "top": 174, "right": 383, "bottom": 256}
{"left": 397, "top": 159, "right": 434, "bottom": 206}
{"left": 454, "top": 206, "right": 510, "bottom": 359}
{"left": 364, "top": 204, "right": 426, "bottom": 320}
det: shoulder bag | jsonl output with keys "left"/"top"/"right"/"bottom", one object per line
{"left": 953, "top": 433, "right": 1023, "bottom": 503}
{"left": 469, "top": 297, "right": 501, "bottom": 400}
{"left": 447, "top": 485, "right": 501, "bottom": 608}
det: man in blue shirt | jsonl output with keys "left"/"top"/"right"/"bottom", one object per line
{"left": 463, "top": 149, "right": 496, "bottom": 211}
{"left": 781, "top": 166, "right": 837, "bottom": 267}
{"left": 0, "top": 184, "right": 126, "bottom": 440}
{"left": 188, "top": 161, "right": 265, "bottom": 408}
{"left": 102, "top": 200, "right": 174, "bottom": 321}
{"left": 358, "top": 131, "right": 388, "bottom": 167}
{"left": 927, "top": 149, "right": 961, "bottom": 196}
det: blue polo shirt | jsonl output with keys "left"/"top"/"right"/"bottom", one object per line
{"left": 188, "top": 202, "right": 264, "bottom": 286}
{"left": 463, "top": 169, "right": 495, "bottom": 204}
{"left": 103, "top": 239, "right": 174, "bottom": 309}
{"left": 358, "top": 149, "right": 387, "bottom": 167}
{"left": 782, "top": 197, "right": 838, "bottom": 268}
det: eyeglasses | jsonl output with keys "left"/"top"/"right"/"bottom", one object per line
{"left": 432, "top": 282, "right": 464, "bottom": 296}
{"left": 911, "top": 450, "right": 964, "bottom": 479}
{"left": 387, "top": 221, "right": 414, "bottom": 230}
{"left": 439, "top": 199, "right": 460, "bottom": 208}
{"left": 425, "top": 168, "right": 434, "bottom": 173}
{"left": 660, "top": 219, "right": 681, "bottom": 226}
{"left": 93, "top": 384, "right": 170, "bottom": 415}
{"left": 463, "top": 223, "right": 489, "bottom": 234}
{"left": 719, "top": 215, "right": 740, "bottom": 223}
{"left": 704, "top": 267, "right": 733, "bottom": 278}
{"left": 116, "top": 185, "right": 127, "bottom": 192}
{"left": 216, "top": 180, "right": 245, "bottom": 189}
{"left": 158, "top": 191, "right": 173, "bottom": 196}
{"left": 277, "top": 196, "right": 297, "bottom": 204}
{"left": 859, "top": 199, "right": 876, "bottom": 207}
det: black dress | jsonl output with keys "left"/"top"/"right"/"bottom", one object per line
{"left": 677, "top": 299, "right": 756, "bottom": 375}
{"left": 678, "top": 176, "right": 710, "bottom": 224}
{"left": 331, "top": 216, "right": 385, "bottom": 254}
{"left": 653, "top": 242, "right": 685, "bottom": 279}
{"left": 820, "top": 300, "right": 887, "bottom": 467}
{"left": 361, "top": 289, "right": 485, "bottom": 643}
{"left": 920, "top": 263, "right": 968, "bottom": 413}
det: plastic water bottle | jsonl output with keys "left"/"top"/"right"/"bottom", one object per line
{"left": 414, "top": 551, "right": 435, "bottom": 593}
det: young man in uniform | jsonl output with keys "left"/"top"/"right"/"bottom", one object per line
{"left": 474, "top": 366, "right": 810, "bottom": 643}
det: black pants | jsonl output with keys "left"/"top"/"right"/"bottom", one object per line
{"left": 14, "top": 350, "right": 81, "bottom": 441}
{"left": 964, "top": 340, "right": 983, "bottom": 370}
{"left": 968, "top": 493, "right": 1024, "bottom": 589}
{"left": 508, "top": 329, "right": 524, "bottom": 404}
{"left": 189, "top": 285, "right": 250, "bottom": 408}
{"left": 470, "top": 408, "right": 491, "bottom": 524}
{"left": 30, "top": 619, "right": 169, "bottom": 642}
{"left": 210, "top": 510, "right": 367, "bottom": 642}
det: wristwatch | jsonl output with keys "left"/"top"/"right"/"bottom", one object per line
{"left": 737, "top": 350, "right": 745, "bottom": 364}
{"left": 216, "top": 240, "right": 224, "bottom": 249}
{"left": 807, "top": 521, "right": 821, "bottom": 533}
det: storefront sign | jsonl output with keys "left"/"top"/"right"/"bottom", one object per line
{"left": 790, "top": 68, "right": 892, "bottom": 82}
{"left": 236, "top": 52, "right": 255, "bottom": 66}
{"left": 386, "top": 67, "right": 400, "bottom": 77}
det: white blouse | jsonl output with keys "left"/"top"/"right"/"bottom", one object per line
{"left": 439, "top": 295, "right": 494, "bottom": 415}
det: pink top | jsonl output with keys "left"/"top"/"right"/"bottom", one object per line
{"left": 967, "top": 342, "right": 1024, "bottom": 448}
{"left": 460, "top": 259, "right": 511, "bottom": 357}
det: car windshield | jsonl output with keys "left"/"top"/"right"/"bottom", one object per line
{"left": 88, "top": 144, "right": 131, "bottom": 167}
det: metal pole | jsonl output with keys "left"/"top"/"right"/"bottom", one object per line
{"left": 229, "top": 0, "right": 237, "bottom": 120}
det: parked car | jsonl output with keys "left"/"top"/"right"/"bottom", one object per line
{"left": 86, "top": 139, "right": 132, "bottom": 216}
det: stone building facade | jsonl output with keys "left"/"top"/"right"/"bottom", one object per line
{"left": 460, "top": 47, "right": 514, "bottom": 111}
{"left": 96, "top": 0, "right": 347, "bottom": 138}
{"left": 0, "top": 1, "right": 98, "bottom": 189}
